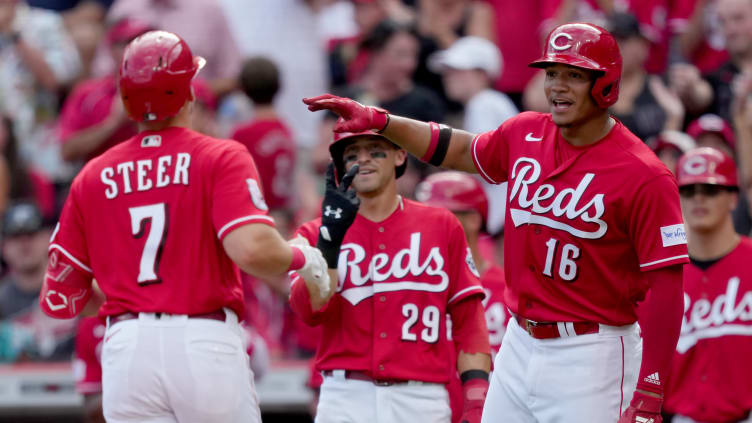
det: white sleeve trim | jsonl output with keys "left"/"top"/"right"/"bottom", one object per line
{"left": 471, "top": 134, "right": 500, "bottom": 184}
{"left": 449, "top": 285, "right": 485, "bottom": 304}
{"left": 639, "top": 254, "right": 689, "bottom": 268}
{"left": 49, "top": 244, "right": 93, "bottom": 273}
{"left": 217, "top": 215, "right": 275, "bottom": 239}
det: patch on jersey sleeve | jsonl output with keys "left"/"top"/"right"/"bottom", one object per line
{"left": 466, "top": 247, "right": 480, "bottom": 277}
{"left": 660, "top": 223, "right": 687, "bottom": 247}
{"left": 246, "top": 178, "right": 269, "bottom": 211}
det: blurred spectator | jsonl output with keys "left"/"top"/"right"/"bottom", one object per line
{"left": 27, "top": 0, "right": 113, "bottom": 11}
{"left": 412, "top": 0, "right": 495, "bottom": 107}
{"left": 485, "top": 0, "right": 563, "bottom": 107}
{"left": 609, "top": 12, "right": 685, "bottom": 141}
{"left": 220, "top": 0, "right": 328, "bottom": 149}
{"left": 649, "top": 130, "right": 697, "bottom": 175}
{"left": 231, "top": 57, "right": 297, "bottom": 214}
{"left": 672, "top": 0, "right": 729, "bottom": 74}
{"left": 1, "top": 116, "right": 55, "bottom": 218}
{"left": 57, "top": 18, "right": 150, "bottom": 163}
{"left": 428, "top": 35, "right": 516, "bottom": 235}
{"left": 703, "top": 0, "right": 752, "bottom": 123}
{"left": 190, "top": 77, "right": 220, "bottom": 137}
{"left": 62, "top": 1, "right": 108, "bottom": 80}
{"left": 686, "top": 113, "right": 736, "bottom": 156}
{"left": 0, "top": 0, "right": 82, "bottom": 175}
{"left": 100, "top": 0, "right": 241, "bottom": 97}
{"left": 0, "top": 202, "right": 76, "bottom": 362}
{"left": 732, "top": 69, "right": 752, "bottom": 232}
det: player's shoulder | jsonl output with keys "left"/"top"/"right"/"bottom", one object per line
{"left": 501, "top": 111, "right": 550, "bottom": 128}
{"left": 609, "top": 121, "right": 673, "bottom": 179}
{"left": 403, "top": 198, "right": 462, "bottom": 225}
{"left": 295, "top": 218, "right": 323, "bottom": 243}
{"left": 736, "top": 236, "right": 752, "bottom": 253}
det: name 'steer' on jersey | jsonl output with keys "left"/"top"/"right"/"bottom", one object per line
{"left": 98, "top": 135, "right": 191, "bottom": 199}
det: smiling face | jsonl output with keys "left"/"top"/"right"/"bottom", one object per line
{"left": 543, "top": 63, "right": 602, "bottom": 127}
{"left": 341, "top": 136, "right": 406, "bottom": 195}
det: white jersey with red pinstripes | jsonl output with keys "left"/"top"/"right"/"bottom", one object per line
{"left": 471, "top": 112, "right": 689, "bottom": 325}
{"left": 290, "top": 197, "right": 484, "bottom": 384}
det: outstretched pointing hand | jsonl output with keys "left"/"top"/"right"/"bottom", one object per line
{"left": 303, "top": 94, "right": 389, "bottom": 133}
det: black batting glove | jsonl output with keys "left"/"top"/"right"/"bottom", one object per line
{"left": 317, "top": 163, "right": 360, "bottom": 268}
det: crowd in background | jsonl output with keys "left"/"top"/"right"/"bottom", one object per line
{"left": 1, "top": 0, "right": 752, "bottom": 416}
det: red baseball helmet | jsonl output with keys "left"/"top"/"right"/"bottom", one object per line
{"left": 415, "top": 171, "right": 488, "bottom": 222}
{"left": 676, "top": 147, "right": 738, "bottom": 188}
{"left": 119, "top": 31, "right": 205, "bottom": 122}
{"left": 530, "top": 23, "right": 622, "bottom": 109}
{"left": 329, "top": 126, "right": 407, "bottom": 182}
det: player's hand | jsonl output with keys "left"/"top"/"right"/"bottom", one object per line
{"left": 316, "top": 162, "right": 360, "bottom": 268}
{"left": 303, "top": 94, "right": 389, "bottom": 133}
{"left": 294, "top": 244, "right": 331, "bottom": 299}
{"left": 459, "top": 378, "right": 488, "bottom": 423}
{"left": 618, "top": 391, "right": 663, "bottom": 423}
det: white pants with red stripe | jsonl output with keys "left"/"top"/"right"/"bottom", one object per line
{"left": 315, "top": 372, "right": 451, "bottom": 423}
{"left": 481, "top": 317, "right": 641, "bottom": 422}
{"left": 101, "top": 309, "right": 261, "bottom": 423}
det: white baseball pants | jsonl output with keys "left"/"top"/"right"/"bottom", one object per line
{"left": 101, "top": 309, "right": 261, "bottom": 423}
{"left": 315, "top": 371, "right": 451, "bottom": 423}
{"left": 481, "top": 317, "right": 641, "bottom": 422}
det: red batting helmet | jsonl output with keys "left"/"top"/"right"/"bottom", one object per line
{"left": 676, "top": 147, "right": 738, "bottom": 188}
{"left": 119, "top": 31, "right": 205, "bottom": 122}
{"left": 415, "top": 171, "right": 488, "bottom": 222}
{"left": 329, "top": 127, "right": 407, "bottom": 182}
{"left": 530, "top": 23, "right": 622, "bottom": 109}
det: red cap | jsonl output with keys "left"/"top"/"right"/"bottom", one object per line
{"left": 415, "top": 171, "right": 488, "bottom": 222}
{"left": 676, "top": 147, "right": 738, "bottom": 188}
{"left": 329, "top": 126, "right": 406, "bottom": 182}
{"left": 686, "top": 114, "right": 736, "bottom": 150}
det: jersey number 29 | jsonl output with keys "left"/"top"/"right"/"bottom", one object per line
{"left": 402, "top": 303, "right": 440, "bottom": 343}
{"left": 129, "top": 203, "right": 168, "bottom": 284}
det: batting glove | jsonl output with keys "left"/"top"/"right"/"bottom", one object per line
{"left": 317, "top": 163, "right": 360, "bottom": 268}
{"left": 618, "top": 391, "right": 663, "bottom": 423}
{"left": 459, "top": 371, "right": 489, "bottom": 423}
{"left": 303, "top": 94, "right": 389, "bottom": 133}
{"left": 291, "top": 243, "right": 331, "bottom": 299}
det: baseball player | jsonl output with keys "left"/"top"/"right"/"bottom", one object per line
{"left": 304, "top": 22, "right": 689, "bottom": 422}
{"left": 664, "top": 148, "right": 752, "bottom": 422}
{"left": 38, "top": 30, "right": 330, "bottom": 423}
{"left": 289, "top": 128, "right": 492, "bottom": 423}
{"left": 416, "top": 171, "right": 508, "bottom": 423}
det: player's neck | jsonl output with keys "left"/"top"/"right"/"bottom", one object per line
{"left": 252, "top": 104, "right": 277, "bottom": 120}
{"left": 139, "top": 103, "right": 192, "bottom": 132}
{"left": 357, "top": 186, "right": 401, "bottom": 222}
{"left": 688, "top": 220, "right": 740, "bottom": 260}
{"left": 559, "top": 113, "right": 614, "bottom": 147}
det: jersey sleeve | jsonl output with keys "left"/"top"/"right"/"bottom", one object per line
{"left": 446, "top": 215, "right": 485, "bottom": 304}
{"left": 628, "top": 174, "right": 690, "bottom": 271}
{"left": 49, "top": 177, "right": 92, "bottom": 274}
{"left": 212, "top": 142, "right": 276, "bottom": 241}
{"left": 470, "top": 124, "right": 510, "bottom": 185}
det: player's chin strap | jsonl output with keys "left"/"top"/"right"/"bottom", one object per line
{"left": 459, "top": 370, "right": 489, "bottom": 423}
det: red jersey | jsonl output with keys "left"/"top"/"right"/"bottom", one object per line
{"left": 57, "top": 76, "right": 138, "bottom": 160}
{"left": 72, "top": 317, "right": 105, "bottom": 394}
{"left": 50, "top": 127, "right": 274, "bottom": 319}
{"left": 231, "top": 119, "right": 296, "bottom": 211}
{"left": 669, "top": 0, "right": 729, "bottom": 73}
{"left": 664, "top": 237, "right": 752, "bottom": 422}
{"left": 289, "top": 198, "right": 484, "bottom": 383}
{"left": 471, "top": 112, "right": 689, "bottom": 324}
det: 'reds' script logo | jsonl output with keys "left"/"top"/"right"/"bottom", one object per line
{"left": 508, "top": 157, "right": 607, "bottom": 239}
{"left": 337, "top": 232, "right": 448, "bottom": 305}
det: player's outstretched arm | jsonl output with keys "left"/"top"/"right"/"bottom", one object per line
{"left": 619, "top": 264, "right": 684, "bottom": 423}
{"left": 223, "top": 224, "right": 328, "bottom": 286}
{"left": 303, "top": 94, "right": 478, "bottom": 172}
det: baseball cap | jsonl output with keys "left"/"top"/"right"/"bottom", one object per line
{"left": 650, "top": 130, "right": 697, "bottom": 155}
{"left": 686, "top": 114, "right": 736, "bottom": 150}
{"left": 428, "top": 36, "right": 503, "bottom": 80}
{"left": 2, "top": 202, "right": 43, "bottom": 237}
{"left": 606, "top": 12, "right": 657, "bottom": 42}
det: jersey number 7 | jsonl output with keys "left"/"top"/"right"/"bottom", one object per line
{"left": 129, "top": 203, "right": 168, "bottom": 284}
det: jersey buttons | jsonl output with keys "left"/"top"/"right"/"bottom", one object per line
{"left": 380, "top": 332, "right": 387, "bottom": 338}
{"left": 379, "top": 244, "right": 386, "bottom": 250}
{"left": 379, "top": 296, "right": 386, "bottom": 302}
{"left": 378, "top": 364, "right": 385, "bottom": 371}
{"left": 378, "top": 227, "right": 385, "bottom": 233}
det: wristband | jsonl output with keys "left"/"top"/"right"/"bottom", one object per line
{"left": 421, "top": 122, "right": 441, "bottom": 162}
{"left": 287, "top": 246, "right": 306, "bottom": 271}
{"left": 420, "top": 122, "right": 452, "bottom": 166}
{"left": 460, "top": 369, "right": 489, "bottom": 383}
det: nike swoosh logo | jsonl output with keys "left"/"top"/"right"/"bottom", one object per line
{"left": 525, "top": 133, "right": 543, "bottom": 142}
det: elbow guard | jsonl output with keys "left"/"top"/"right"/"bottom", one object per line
{"left": 39, "top": 250, "right": 93, "bottom": 319}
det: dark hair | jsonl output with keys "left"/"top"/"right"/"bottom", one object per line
{"left": 239, "top": 56, "right": 281, "bottom": 105}
{"left": 360, "top": 19, "right": 419, "bottom": 53}
{"left": 1, "top": 116, "right": 33, "bottom": 201}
